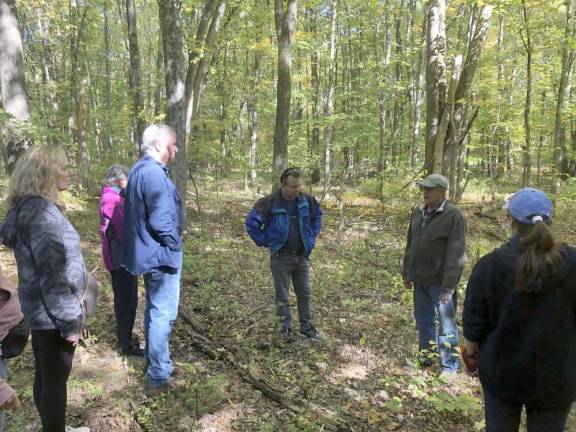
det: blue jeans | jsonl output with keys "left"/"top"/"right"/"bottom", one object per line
{"left": 143, "top": 254, "right": 182, "bottom": 388}
{"left": 413, "top": 284, "right": 459, "bottom": 372}
{"left": 270, "top": 253, "right": 312, "bottom": 331}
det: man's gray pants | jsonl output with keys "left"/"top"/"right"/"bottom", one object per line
{"left": 270, "top": 253, "right": 312, "bottom": 332}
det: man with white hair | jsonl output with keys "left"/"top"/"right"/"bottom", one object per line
{"left": 402, "top": 173, "right": 466, "bottom": 377}
{"left": 122, "top": 124, "right": 182, "bottom": 394}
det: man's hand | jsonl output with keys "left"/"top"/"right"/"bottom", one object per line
{"left": 403, "top": 279, "right": 412, "bottom": 290}
{"left": 65, "top": 334, "right": 80, "bottom": 346}
{"left": 0, "top": 394, "right": 20, "bottom": 411}
{"left": 460, "top": 346, "right": 478, "bottom": 377}
{"left": 438, "top": 292, "right": 452, "bottom": 304}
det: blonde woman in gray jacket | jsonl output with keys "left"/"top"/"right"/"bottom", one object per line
{"left": 0, "top": 146, "right": 89, "bottom": 432}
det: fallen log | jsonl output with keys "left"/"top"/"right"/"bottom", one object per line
{"left": 178, "top": 311, "right": 350, "bottom": 431}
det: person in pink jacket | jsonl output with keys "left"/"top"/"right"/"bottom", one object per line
{"left": 0, "top": 267, "right": 23, "bottom": 431}
{"left": 99, "top": 165, "right": 141, "bottom": 356}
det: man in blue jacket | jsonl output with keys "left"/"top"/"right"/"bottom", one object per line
{"left": 122, "top": 124, "right": 182, "bottom": 392}
{"left": 245, "top": 168, "right": 323, "bottom": 340}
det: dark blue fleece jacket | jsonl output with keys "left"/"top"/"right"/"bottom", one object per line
{"left": 463, "top": 236, "right": 576, "bottom": 407}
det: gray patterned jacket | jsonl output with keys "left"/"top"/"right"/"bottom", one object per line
{"left": 0, "top": 196, "right": 86, "bottom": 337}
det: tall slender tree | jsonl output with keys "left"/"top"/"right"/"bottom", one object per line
{"left": 272, "top": 0, "right": 297, "bottom": 186}
{"left": 126, "top": 0, "right": 145, "bottom": 154}
{"left": 0, "top": 0, "right": 31, "bottom": 173}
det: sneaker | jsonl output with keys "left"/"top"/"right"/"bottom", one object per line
{"left": 299, "top": 326, "right": 323, "bottom": 341}
{"left": 65, "top": 427, "right": 90, "bottom": 432}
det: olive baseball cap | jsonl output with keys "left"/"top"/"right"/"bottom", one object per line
{"left": 419, "top": 173, "right": 448, "bottom": 189}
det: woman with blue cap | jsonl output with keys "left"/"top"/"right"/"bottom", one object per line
{"left": 462, "top": 188, "right": 576, "bottom": 432}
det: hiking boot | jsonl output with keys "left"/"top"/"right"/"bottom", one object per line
{"left": 299, "top": 326, "right": 323, "bottom": 341}
{"left": 278, "top": 327, "right": 294, "bottom": 342}
{"left": 65, "top": 427, "right": 90, "bottom": 432}
{"left": 120, "top": 338, "right": 144, "bottom": 357}
{"left": 146, "top": 380, "right": 179, "bottom": 397}
{"left": 121, "top": 344, "right": 144, "bottom": 357}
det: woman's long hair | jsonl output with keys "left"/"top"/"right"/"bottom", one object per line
{"left": 515, "top": 221, "right": 565, "bottom": 292}
{"left": 6, "top": 145, "right": 68, "bottom": 210}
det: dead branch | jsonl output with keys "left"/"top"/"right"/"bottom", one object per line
{"left": 179, "top": 314, "right": 350, "bottom": 431}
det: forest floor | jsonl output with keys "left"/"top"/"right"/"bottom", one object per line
{"left": 2, "top": 181, "right": 576, "bottom": 432}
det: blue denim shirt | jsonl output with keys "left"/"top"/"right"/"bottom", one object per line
{"left": 121, "top": 154, "right": 182, "bottom": 275}
{"left": 245, "top": 190, "right": 322, "bottom": 258}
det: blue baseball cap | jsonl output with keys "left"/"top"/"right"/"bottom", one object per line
{"left": 504, "top": 188, "right": 553, "bottom": 225}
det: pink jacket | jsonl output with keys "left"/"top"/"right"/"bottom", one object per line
{"left": 99, "top": 186, "right": 125, "bottom": 271}
{"left": 0, "top": 273, "right": 23, "bottom": 406}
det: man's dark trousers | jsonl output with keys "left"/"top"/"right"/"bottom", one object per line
{"left": 270, "top": 252, "right": 312, "bottom": 332}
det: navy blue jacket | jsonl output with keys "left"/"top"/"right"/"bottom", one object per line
{"left": 245, "top": 190, "right": 322, "bottom": 258}
{"left": 122, "top": 154, "right": 182, "bottom": 275}
{"left": 463, "top": 236, "right": 576, "bottom": 407}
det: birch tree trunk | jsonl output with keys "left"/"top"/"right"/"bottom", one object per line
{"left": 272, "top": 0, "right": 297, "bottom": 186}
{"left": 0, "top": 0, "right": 31, "bottom": 173}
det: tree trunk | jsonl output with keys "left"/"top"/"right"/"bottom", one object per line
{"left": 84, "top": 60, "right": 102, "bottom": 163}
{"left": 76, "top": 77, "right": 90, "bottom": 189}
{"left": 376, "top": 12, "right": 392, "bottom": 203}
{"left": 126, "top": 0, "right": 145, "bottom": 154}
{"left": 158, "top": 0, "right": 187, "bottom": 200}
{"left": 154, "top": 35, "right": 163, "bottom": 117}
{"left": 272, "top": 0, "right": 297, "bottom": 186}
{"left": 309, "top": 7, "right": 321, "bottom": 184}
{"left": 433, "top": 55, "right": 462, "bottom": 175}
{"left": 444, "top": 4, "right": 492, "bottom": 181}
{"left": 0, "top": 0, "right": 32, "bottom": 173}
{"left": 184, "top": 0, "right": 227, "bottom": 137}
{"left": 249, "top": 51, "right": 261, "bottom": 190}
{"left": 553, "top": 0, "right": 576, "bottom": 192}
{"left": 410, "top": 10, "right": 425, "bottom": 171}
{"left": 495, "top": 14, "right": 506, "bottom": 177}
{"left": 521, "top": 0, "right": 532, "bottom": 187}
{"left": 322, "top": 0, "right": 337, "bottom": 200}
{"left": 103, "top": 0, "right": 113, "bottom": 149}
{"left": 36, "top": 9, "right": 58, "bottom": 116}
{"left": 424, "top": 0, "right": 447, "bottom": 173}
